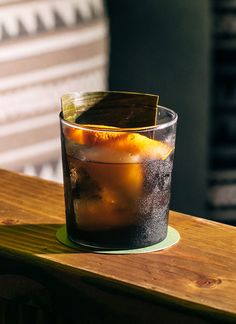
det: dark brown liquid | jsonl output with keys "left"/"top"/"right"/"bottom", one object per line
{"left": 61, "top": 136, "right": 173, "bottom": 249}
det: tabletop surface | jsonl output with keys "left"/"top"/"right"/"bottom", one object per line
{"left": 0, "top": 169, "right": 235, "bottom": 319}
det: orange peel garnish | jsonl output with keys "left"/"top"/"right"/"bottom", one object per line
{"left": 64, "top": 125, "right": 173, "bottom": 160}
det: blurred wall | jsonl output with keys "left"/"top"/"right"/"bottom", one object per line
{"left": 0, "top": 0, "right": 108, "bottom": 181}
{"left": 106, "top": 0, "right": 211, "bottom": 217}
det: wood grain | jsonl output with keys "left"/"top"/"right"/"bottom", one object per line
{"left": 0, "top": 169, "right": 235, "bottom": 321}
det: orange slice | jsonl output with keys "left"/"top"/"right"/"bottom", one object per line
{"left": 77, "top": 159, "right": 143, "bottom": 200}
{"left": 70, "top": 158, "right": 142, "bottom": 230}
{"left": 64, "top": 125, "right": 173, "bottom": 160}
{"left": 73, "top": 188, "right": 137, "bottom": 230}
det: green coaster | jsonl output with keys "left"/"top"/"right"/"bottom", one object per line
{"left": 56, "top": 225, "right": 180, "bottom": 254}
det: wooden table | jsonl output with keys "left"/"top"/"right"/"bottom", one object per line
{"left": 0, "top": 169, "right": 235, "bottom": 323}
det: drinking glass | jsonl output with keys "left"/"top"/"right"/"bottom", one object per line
{"left": 60, "top": 91, "right": 177, "bottom": 249}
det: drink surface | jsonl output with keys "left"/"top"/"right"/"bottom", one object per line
{"left": 61, "top": 125, "right": 174, "bottom": 249}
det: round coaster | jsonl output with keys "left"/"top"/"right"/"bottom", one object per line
{"left": 56, "top": 225, "right": 180, "bottom": 254}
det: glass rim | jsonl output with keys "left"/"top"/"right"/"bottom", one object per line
{"left": 60, "top": 106, "right": 177, "bottom": 132}
{"left": 60, "top": 91, "right": 178, "bottom": 132}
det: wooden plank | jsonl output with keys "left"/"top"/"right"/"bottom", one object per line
{"left": 0, "top": 169, "right": 235, "bottom": 321}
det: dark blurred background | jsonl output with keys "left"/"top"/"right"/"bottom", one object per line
{"left": 106, "top": 0, "right": 211, "bottom": 219}
{"left": 107, "top": 0, "right": 236, "bottom": 225}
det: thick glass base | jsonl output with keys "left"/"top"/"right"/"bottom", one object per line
{"left": 67, "top": 224, "right": 168, "bottom": 250}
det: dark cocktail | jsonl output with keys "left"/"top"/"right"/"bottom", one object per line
{"left": 60, "top": 92, "right": 177, "bottom": 249}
